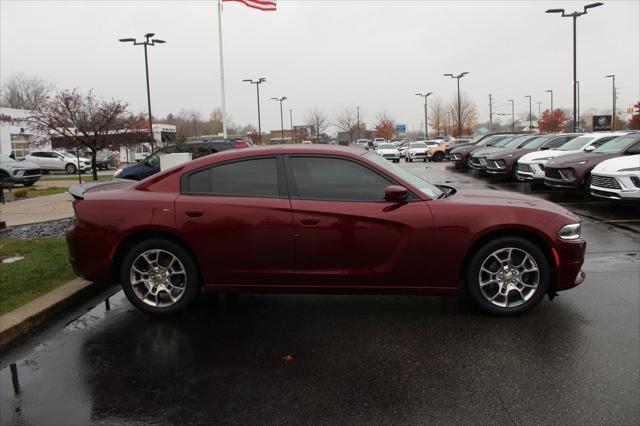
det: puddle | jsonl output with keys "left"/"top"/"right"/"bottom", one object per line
{"left": 64, "top": 290, "right": 126, "bottom": 332}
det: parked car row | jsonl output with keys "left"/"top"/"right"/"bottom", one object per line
{"left": 448, "top": 131, "right": 640, "bottom": 202}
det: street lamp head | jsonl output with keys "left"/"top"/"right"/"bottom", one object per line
{"left": 243, "top": 79, "right": 252, "bottom": 82}
{"left": 545, "top": 8, "right": 565, "bottom": 13}
{"left": 119, "top": 38, "right": 135, "bottom": 43}
{"left": 605, "top": 74, "right": 614, "bottom": 78}
{"left": 461, "top": 72, "right": 469, "bottom": 76}
{"left": 584, "top": 2, "right": 603, "bottom": 10}
{"left": 282, "top": 97, "right": 287, "bottom": 101}
{"left": 152, "top": 39, "right": 166, "bottom": 44}
{"left": 444, "top": 73, "right": 453, "bottom": 77}
{"left": 259, "top": 77, "right": 266, "bottom": 82}
{"left": 426, "top": 92, "right": 433, "bottom": 96}
{"left": 144, "top": 33, "right": 155, "bottom": 38}
{"left": 415, "top": 93, "right": 423, "bottom": 97}
{"left": 270, "top": 97, "right": 277, "bottom": 100}
{"left": 546, "top": 89, "right": 553, "bottom": 93}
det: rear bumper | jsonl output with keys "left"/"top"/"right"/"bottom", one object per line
{"left": 66, "top": 217, "right": 120, "bottom": 284}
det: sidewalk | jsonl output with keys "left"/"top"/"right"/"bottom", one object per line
{"left": 1, "top": 192, "right": 74, "bottom": 227}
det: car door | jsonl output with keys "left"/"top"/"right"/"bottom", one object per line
{"left": 48, "top": 152, "right": 65, "bottom": 170}
{"left": 285, "top": 154, "right": 434, "bottom": 287}
{"left": 175, "top": 155, "right": 294, "bottom": 286}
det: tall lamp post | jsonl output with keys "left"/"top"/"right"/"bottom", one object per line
{"left": 191, "top": 114, "right": 197, "bottom": 137}
{"left": 289, "top": 108, "right": 294, "bottom": 142}
{"left": 415, "top": 92, "right": 433, "bottom": 139}
{"left": 243, "top": 78, "right": 266, "bottom": 145}
{"left": 444, "top": 72, "right": 468, "bottom": 137}
{"left": 525, "top": 95, "right": 532, "bottom": 133}
{"left": 119, "top": 33, "right": 166, "bottom": 152}
{"left": 271, "top": 97, "right": 287, "bottom": 144}
{"left": 546, "top": 2, "right": 604, "bottom": 132}
{"left": 545, "top": 89, "right": 553, "bottom": 133}
{"left": 508, "top": 99, "right": 515, "bottom": 132}
{"left": 356, "top": 106, "right": 360, "bottom": 141}
{"left": 606, "top": 74, "right": 616, "bottom": 130}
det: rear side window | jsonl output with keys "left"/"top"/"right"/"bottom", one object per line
{"left": 591, "top": 136, "right": 615, "bottom": 148}
{"left": 184, "top": 158, "right": 279, "bottom": 197}
{"left": 545, "top": 136, "right": 573, "bottom": 149}
{"left": 290, "top": 156, "right": 391, "bottom": 201}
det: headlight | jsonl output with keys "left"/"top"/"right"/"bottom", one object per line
{"left": 113, "top": 168, "right": 123, "bottom": 177}
{"left": 618, "top": 167, "right": 640, "bottom": 172}
{"left": 534, "top": 157, "right": 554, "bottom": 162}
{"left": 557, "top": 223, "right": 581, "bottom": 240}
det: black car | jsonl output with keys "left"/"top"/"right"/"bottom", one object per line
{"left": 114, "top": 139, "right": 249, "bottom": 181}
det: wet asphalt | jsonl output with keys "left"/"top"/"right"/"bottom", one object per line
{"left": 1, "top": 162, "right": 639, "bottom": 425}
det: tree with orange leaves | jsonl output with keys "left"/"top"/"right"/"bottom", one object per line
{"left": 375, "top": 111, "right": 395, "bottom": 140}
{"left": 539, "top": 108, "right": 566, "bottom": 133}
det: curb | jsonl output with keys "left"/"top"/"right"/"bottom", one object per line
{"left": 0, "top": 278, "right": 109, "bottom": 350}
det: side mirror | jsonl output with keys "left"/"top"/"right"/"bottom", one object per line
{"left": 584, "top": 145, "right": 596, "bottom": 152}
{"left": 540, "top": 146, "right": 550, "bottom": 150}
{"left": 385, "top": 185, "right": 408, "bottom": 203}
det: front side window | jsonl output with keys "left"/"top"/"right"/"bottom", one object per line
{"left": 290, "top": 156, "right": 391, "bottom": 201}
{"left": 545, "top": 136, "right": 575, "bottom": 149}
{"left": 184, "top": 157, "right": 279, "bottom": 197}
{"left": 365, "top": 152, "right": 444, "bottom": 199}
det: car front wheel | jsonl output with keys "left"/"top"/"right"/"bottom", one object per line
{"left": 121, "top": 239, "right": 200, "bottom": 315}
{"left": 65, "top": 163, "right": 77, "bottom": 174}
{"left": 466, "top": 237, "right": 550, "bottom": 316}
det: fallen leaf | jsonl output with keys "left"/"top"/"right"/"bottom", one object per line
{"left": 282, "top": 354, "right": 294, "bottom": 363}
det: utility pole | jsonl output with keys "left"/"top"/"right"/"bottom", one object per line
{"left": 289, "top": 108, "right": 294, "bottom": 142}
{"left": 489, "top": 94, "right": 493, "bottom": 131}
{"left": 508, "top": 99, "right": 515, "bottom": 132}
{"left": 536, "top": 101, "right": 542, "bottom": 129}
{"left": 576, "top": 81, "right": 581, "bottom": 130}
{"left": 606, "top": 74, "right": 616, "bottom": 130}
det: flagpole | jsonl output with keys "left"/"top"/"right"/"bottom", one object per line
{"left": 217, "top": 0, "right": 228, "bottom": 138}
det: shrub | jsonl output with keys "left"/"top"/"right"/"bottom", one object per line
{"left": 12, "top": 188, "right": 29, "bottom": 199}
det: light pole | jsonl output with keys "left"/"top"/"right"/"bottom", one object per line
{"left": 271, "top": 97, "right": 287, "bottom": 144}
{"left": 536, "top": 101, "right": 542, "bottom": 129}
{"left": 525, "top": 95, "right": 532, "bottom": 133}
{"left": 489, "top": 94, "right": 494, "bottom": 131}
{"left": 191, "top": 114, "right": 197, "bottom": 137}
{"left": 119, "top": 33, "right": 165, "bottom": 152}
{"left": 356, "top": 106, "right": 360, "bottom": 141}
{"left": 289, "top": 108, "right": 294, "bottom": 142}
{"left": 576, "top": 81, "right": 581, "bottom": 130}
{"left": 444, "top": 72, "right": 468, "bottom": 137}
{"left": 415, "top": 92, "right": 433, "bottom": 139}
{"left": 546, "top": 2, "right": 604, "bottom": 132}
{"left": 606, "top": 74, "right": 616, "bottom": 130}
{"left": 545, "top": 89, "right": 554, "bottom": 133}
{"left": 243, "top": 78, "right": 266, "bottom": 145}
{"left": 508, "top": 99, "right": 515, "bottom": 132}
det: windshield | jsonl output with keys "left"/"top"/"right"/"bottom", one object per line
{"left": 410, "top": 143, "right": 428, "bottom": 148}
{"left": 506, "top": 135, "right": 535, "bottom": 148}
{"left": 558, "top": 136, "right": 594, "bottom": 151}
{"left": 0, "top": 154, "right": 16, "bottom": 162}
{"left": 377, "top": 143, "right": 396, "bottom": 150}
{"left": 365, "top": 151, "right": 444, "bottom": 199}
{"left": 467, "top": 134, "right": 486, "bottom": 145}
{"left": 592, "top": 135, "right": 638, "bottom": 154}
{"left": 522, "top": 136, "right": 550, "bottom": 149}
{"left": 493, "top": 137, "right": 516, "bottom": 147}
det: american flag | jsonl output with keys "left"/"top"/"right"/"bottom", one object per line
{"left": 223, "top": 0, "right": 277, "bottom": 12}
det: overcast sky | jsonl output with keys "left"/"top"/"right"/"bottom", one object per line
{"left": 1, "top": 0, "right": 639, "bottom": 133}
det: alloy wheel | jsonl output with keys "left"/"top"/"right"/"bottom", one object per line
{"left": 129, "top": 249, "right": 188, "bottom": 307}
{"left": 478, "top": 247, "right": 539, "bottom": 308}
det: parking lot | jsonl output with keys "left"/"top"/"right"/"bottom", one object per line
{"left": 1, "top": 161, "right": 639, "bottom": 425}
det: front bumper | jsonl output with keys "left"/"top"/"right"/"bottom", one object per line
{"left": 553, "top": 238, "right": 587, "bottom": 291}
{"left": 486, "top": 159, "right": 511, "bottom": 175}
{"left": 544, "top": 167, "right": 582, "bottom": 189}
{"left": 469, "top": 157, "right": 488, "bottom": 169}
{"left": 590, "top": 174, "right": 640, "bottom": 200}
{"left": 515, "top": 162, "right": 545, "bottom": 182}
{"left": 450, "top": 152, "right": 469, "bottom": 164}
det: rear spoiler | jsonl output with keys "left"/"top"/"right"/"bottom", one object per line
{"left": 68, "top": 178, "right": 133, "bottom": 200}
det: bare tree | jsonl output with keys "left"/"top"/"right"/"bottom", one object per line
{"left": 334, "top": 108, "right": 358, "bottom": 143}
{"left": 1, "top": 74, "right": 54, "bottom": 110}
{"left": 449, "top": 92, "right": 478, "bottom": 136}
{"left": 428, "top": 98, "right": 446, "bottom": 137}
{"left": 306, "top": 107, "right": 328, "bottom": 140}
{"left": 30, "top": 88, "right": 145, "bottom": 181}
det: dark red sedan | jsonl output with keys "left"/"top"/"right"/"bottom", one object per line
{"left": 66, "top": 145, "right": 586, "bottom": 316}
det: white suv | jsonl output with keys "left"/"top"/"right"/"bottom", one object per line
{"left": 26, "top": 151, "right": 91, "bottom": 174}
{"left": 590, "top": 154, "right": 640, "bottom": 201}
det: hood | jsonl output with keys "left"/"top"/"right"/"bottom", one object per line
{"left": 519, "top": 149, "right": 577, "bottom": 163}
{"left": 546, "top": 151, "right": 613, "bottom": 168}
{"left": 592, "top": 154, "right": 640, "bottom": 174}
{"left": 1, "top": 160, "right": 40, "bottom": 169}
{"left": 471, "top": 146, "right": 507, "bottom": 157}
{"left": 377, "top": 148, "right": 398, "bottom": 153}
{"left": 446, "top": 188, "right": 571, "bottom": 217}
{"left": 451, "top": 145, "right": 483, "bottom": 155}
{"left": 487, "top": 148, "right": 535, "bottom": 160}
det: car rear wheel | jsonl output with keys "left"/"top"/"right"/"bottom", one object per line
{"left": 65, "top": 163, "right": 77, "bottom": 174}
{"left": 466, "top": 237, "right": 550, "bottom": 316}
{"left": 121, "top": 239, "right": 200, "bottom": 315}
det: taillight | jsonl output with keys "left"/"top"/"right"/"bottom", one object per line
{"left": 233, "top": 141, "right": 249, "bottom": 149}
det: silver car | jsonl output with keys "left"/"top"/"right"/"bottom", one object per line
{"left": 0, "top": 154, "right": 42, "bottom": 187}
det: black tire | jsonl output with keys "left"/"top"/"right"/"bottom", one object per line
{"left": 582, "top": 173, "right": 592, "bottom": 193}
{"left": 405, "top": 158, "right": 409, "bottom": 162}
{"left": 433, "top": 152, "right": 445, "bottom": 162}
{"left": 466, "top": 236, "right": 550, "bottom": 316}
{"left": 23, "top": 182, "right": 35, "bottom": 187}
{"left": 120, "top": 239, "right": 201, "bottom": 315}
{"left": 423, "top": 158, "right": 427, "bottom": 162}
{"left": 65, "top": 163, "right": 77, "bottom": 174}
